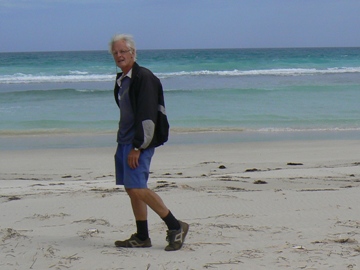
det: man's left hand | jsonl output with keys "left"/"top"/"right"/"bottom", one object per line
{"left": 128, "top": 149, "right": 141, "bottom": 169}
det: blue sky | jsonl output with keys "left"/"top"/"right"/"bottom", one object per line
{"left": 0, "top": 0, "right": 359, "bottom": 52}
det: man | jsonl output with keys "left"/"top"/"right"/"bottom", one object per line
{"left": 109, "top": 34, "right": 189, "bottom": 251}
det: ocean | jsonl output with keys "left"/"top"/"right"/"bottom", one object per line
{"left": 1, "top": 48, "right": 359, "bottom": 149}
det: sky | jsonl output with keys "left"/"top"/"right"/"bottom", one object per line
{"left": 0, "top": 0, "right": 360, "bottom": 52}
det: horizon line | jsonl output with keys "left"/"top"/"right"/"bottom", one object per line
{"left": 1, "top": 46, "right": 360, "bottom": 54}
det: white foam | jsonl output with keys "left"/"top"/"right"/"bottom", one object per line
{"left": 69, "top": 70, "right": 89, "bottom": 75}
{"left": 156, "top": 67, "right": 360, "bottom": 78}
{"left": 1, "top": 67, "right": 360, "bottom": 84}
{"left": 0, "top": 74, "right": 113, "bottom": 84}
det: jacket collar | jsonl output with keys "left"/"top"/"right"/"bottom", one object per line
{"left": 116, "top": 62, "right": 139, "bottom": 80}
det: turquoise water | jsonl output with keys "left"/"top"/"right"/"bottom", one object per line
{"left": 1, "top": 48, "right": 360, "bottom": 143}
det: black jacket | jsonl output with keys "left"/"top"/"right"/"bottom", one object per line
{"left": 114, "top": 62, "right": 169, "bottom": 149}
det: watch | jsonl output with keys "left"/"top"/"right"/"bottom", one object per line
{"left": 134, "top": 147, "right": 140, "bottom": 151}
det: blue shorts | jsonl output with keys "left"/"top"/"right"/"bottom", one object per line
{"left": 114, "top": 144, "right": 155, "bottom": 188}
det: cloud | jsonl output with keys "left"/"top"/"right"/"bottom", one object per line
{"left": 0, "top": 0, "right": 26, "bottom": 8}
{"left": 0, "top": 0, "right": 119, "bottom": 9}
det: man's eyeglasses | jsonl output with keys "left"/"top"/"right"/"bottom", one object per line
{"left": 112, "top": 50, "right": 131, "bottom": 56}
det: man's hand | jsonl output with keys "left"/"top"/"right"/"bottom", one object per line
{"left": 128, "top": 149, "right": 141, "bottom": 169}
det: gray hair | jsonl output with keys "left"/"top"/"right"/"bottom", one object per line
{"left": 108, "top": 34, "right": 137, "bottom": 61}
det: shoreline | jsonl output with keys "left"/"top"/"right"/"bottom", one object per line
{"left": 1, "top": 139, "right": 360, "bottom": 269}
{"left": 0, "top": 129, "right": 359, "bottom": 151}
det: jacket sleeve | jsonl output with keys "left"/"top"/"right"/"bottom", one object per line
{"left": 132, "top": 69, "right": 160, "bottom": 149}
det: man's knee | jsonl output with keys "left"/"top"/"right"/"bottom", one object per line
{"left": 126, "top": 188, "right": 146, "bottom": 199}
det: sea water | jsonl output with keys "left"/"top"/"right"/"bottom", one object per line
{"left": 1, "top": 48, "right": 359, "bottom": 149}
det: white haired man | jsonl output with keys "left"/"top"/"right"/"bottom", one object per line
{"left": 109, "top": 34, "right": 189, "bottom": 251}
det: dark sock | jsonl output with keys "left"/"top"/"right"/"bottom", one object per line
{"left": 136, "top": 220, "right": 149, "bottom": 241}
{"left": 162, "top": 211, "right": 181, "bottom": 231}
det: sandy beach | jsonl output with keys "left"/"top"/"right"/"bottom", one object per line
{"left": 1, "top": 138, "right": 360, "bottom": 269}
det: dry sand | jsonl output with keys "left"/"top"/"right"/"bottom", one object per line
{"left": 1, "top": 139, "right": 360, "bottom": 269}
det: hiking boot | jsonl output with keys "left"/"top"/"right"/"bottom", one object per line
{"left": 165, "top": 220, "right": 189, "bottom": 251}
{"left": 114, "top": 234, "right": 152, "bottom": 248}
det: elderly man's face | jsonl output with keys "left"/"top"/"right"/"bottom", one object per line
{"left": 112, "top": 40, "right": 135, "bottom": 73}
